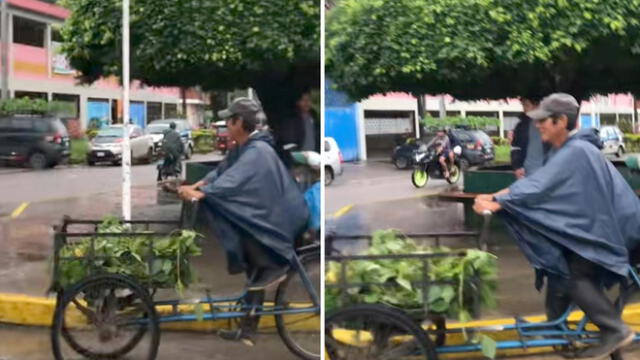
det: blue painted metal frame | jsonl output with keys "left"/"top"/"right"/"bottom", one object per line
{"left": 436, "top": 265, "right": 640, "bottom": 354}
{"left": 153, "top": 252, "right": 321, "bottom": 323}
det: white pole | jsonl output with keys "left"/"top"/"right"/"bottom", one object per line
{"left": 122, "top": 0, "right": 131, "bottom": 221}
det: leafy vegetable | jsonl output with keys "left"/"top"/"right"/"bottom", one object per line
{"left": 325, "top": 229, "right": 498, "bottom": 321}
{"left": 57, "top": 217, "right": 202, "bottom": 295}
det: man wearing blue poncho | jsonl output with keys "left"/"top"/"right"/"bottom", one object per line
{"left": 473, "top": 93, "right": 640, "bottom": 360}
{"left": 177, "top": 97, "right": 309, "bottom": 345}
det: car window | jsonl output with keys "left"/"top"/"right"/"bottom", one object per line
{"left": 471, "top": 130, "right": 492, "bottom": 145}
{"left": 11, "top": 118, "right": 32, "bottom": 130}
{"left": 50, "top": 119, "right": 68, "bottom": 136}
{"left": 0, "top": 118, "right": 10, "bottom": 131}
{"left": 451, "top": 130, "right": 473, "bottom": 142}
{"left": 131, "top": 127, "right": 142, "bottom": 137}
{"left": 98, "top": 128, "right": 124, "bottom": 137}
{"left": 324, "top": 140, "right": 331, "bottom": 152}
{"left": 33, "top": 120, "right": 49, "bottom": 132}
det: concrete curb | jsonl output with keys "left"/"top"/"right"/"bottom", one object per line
{"left": 0, "top": 293, "right": 318, "bottom": 332}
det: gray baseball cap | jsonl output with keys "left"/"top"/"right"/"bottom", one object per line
{"left": 218, "top": 97, "right": 262, "bottom": 120}
{"left": 526, "top": 93, "right": 580, "bottom": 121}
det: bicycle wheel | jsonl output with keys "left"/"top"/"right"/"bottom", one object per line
{"left": 275, "top": 251, "right": 321, "bottom": 360}
{"left": 326, "top": 304, "right": 438, "bottom": 360}
{"left": 51, "top": 274, "right": 160, "bottom": 360}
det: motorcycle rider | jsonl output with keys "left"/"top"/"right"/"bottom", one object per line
{"left": 433, "top": 128, "right": 455, "bottom": 178}
{"left": 158, "top": 122, "right": 184, "bottom": 180}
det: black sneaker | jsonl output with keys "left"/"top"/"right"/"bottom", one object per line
{"left": 218, "top": 328, "right": 255, "bottom": 347}
{"left": 247, "top": 266, "right": 289, "bottom": 291}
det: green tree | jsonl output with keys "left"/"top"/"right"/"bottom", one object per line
{"left": 327, "top": 0, "right": 640, "bottom": 101}
{"left": 60, "top": 0, "right": 320, "bottom": 132}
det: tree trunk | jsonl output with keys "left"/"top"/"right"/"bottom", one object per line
{"left": 416, "top": 94, "right": 426, "bottom": 138}
{"left": 180, "top": 87, "right": 187, "bottom": 117}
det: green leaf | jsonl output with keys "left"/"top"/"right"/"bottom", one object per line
{"left": 480, "top": 334, "right": 497, "bottom": 359}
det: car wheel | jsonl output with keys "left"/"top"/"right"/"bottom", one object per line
{"left": 325, "top": 166, "right": 334, "bottom": 186}
{"left": 29, "top": 152, "right": 48, "bottom": 170}
{"left": 88, "top": 160, "right": 95, "bottom": 166}
{"left": 394, "top": 156, "right": 410, "bottom": 169}
{"left": 185, "top": 146, "right": 193, "bottom": 160}
{"left": 617, "top": 146, "right": 625, "bottom": 158}
{"left": 145, "top": 148, "right": 154, "bottom": 164}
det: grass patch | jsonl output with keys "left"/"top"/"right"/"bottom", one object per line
{"left": 70, "top": 138, "right": 89, "bottom": 164}
{"left": 494, "top": 145, "right": 511, "bottom": 164}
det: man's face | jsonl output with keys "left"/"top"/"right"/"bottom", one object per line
{"left": 226, "top": 116, "right": 244, "bottom": 142}
{"left": 535, "top": 115, "right": 568, "bottom": 144}
{"left": 297, "top": 93, "right": 312, "bottom": 114}
{"left": 437, "top": 130, "right": 444, "bottom": 137}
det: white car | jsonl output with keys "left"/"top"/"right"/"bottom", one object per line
{"left": 324, "top": 137, "right": 344, "bottom": 185}
{"left": 87, "top": 125, "right": 155, "bottom": 166}
{"left": 146, "top": 119, "right": 194, "bottom": 159}
{"left": 599, "top": 125, "right": 626, "bottom": 158}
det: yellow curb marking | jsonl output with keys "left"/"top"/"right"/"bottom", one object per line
{"left": 10, "top": 202, "right": 29, "bottom": 219}
{"left": 333, "top": 204, "right": 353, "bottom": 218}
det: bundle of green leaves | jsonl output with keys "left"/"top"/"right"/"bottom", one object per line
{"left": 57, "top": 217, "right": 202, "bottom": 295}
{"left": 326, "top": 230, "right": 497, "bottom": 322}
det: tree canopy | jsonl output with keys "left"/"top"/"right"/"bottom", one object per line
{"left": 327, "top": 0, "right": 640, "bottom": 101}
{"left": 60, "top": 0, "right": 320, "bottom": 124}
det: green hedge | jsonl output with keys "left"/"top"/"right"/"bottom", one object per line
{"left": 70, "top": 138, "right": 89, "bottom": 165}
{"left": 490, "top": 136, "right": 510, "bottom": 146}
{"left": 624, "top": 134, "right": 640, "bottom": 153}
{"left": 422, "top": 116, "right": 500, "bottom": 131}
{"left": 193, "top": 129, "right": 215, "bottom": 153}
{"left": 0, "top": 98, "right": 75, "bottom": 116}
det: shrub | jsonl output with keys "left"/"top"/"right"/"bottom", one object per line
{"left": 624, "top": 134, "right": 640, "bottom": 152}
{"left": 193, "top": 129, "right": 215, "bottom": 153}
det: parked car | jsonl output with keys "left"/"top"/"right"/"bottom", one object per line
{"left": 599, "top": 125, "right": 626, "bottom": 157}
{"left": 0, "top": 115, "right": 70, "bottom": 169}
{"left": 392, "top": 129, "right": 494, "bottom": 170}
{"left": 146, "top": 119, "right": 194, "bottom": 159}
{"left": 324, "top": 137, "right": 344, "bottom": 186}
{"left": 212, "top": 120, "right": 235, "bottom": 154}
{"left": 87, "top": 125, "right": 154, "bottom": 166}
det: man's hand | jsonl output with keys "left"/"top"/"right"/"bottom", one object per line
{"left": 473, "top": 198, "right": 502, "bottom": 215}
{"left": 475, "top": 194, "right": 493, "bottom": 202}
{"left": 178, "top": 185, "right": 205, "bottom": 202}
{"left": 514, "top": 168, "right": 525, "bottom": 179}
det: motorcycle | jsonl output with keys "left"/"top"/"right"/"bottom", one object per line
{"left": 411, "top": 144, "right": 463, "bottom": 188}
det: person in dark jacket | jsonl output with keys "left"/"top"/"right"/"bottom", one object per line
{"left": 158, "top": 122, "right": 184, "bottom": 179}
{"left": 474, "top": 93, "right": 639, "bottom": 360}
{"left": 177, "top": 98, "right": 309, "bottom": 345}
{"left": 511, "top": 98, "right": 551, "bottom": 179}
{"left": 278, "top": 91, "right": 320, "bottom": 153}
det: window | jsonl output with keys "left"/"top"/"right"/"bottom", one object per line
{"left": 324, "top": 140, "right": 331, "bottom": 152}
{"left": 51, "top": 29, "right": 63, "bottom": 43}
{"left": 11, "top": 118, "right": 32, "bottom": 130}
{"left": 147, "top": 102, "right": 162, "bottom": 121}
{"left": 13, "top": 16, "right": 46, "bottom": 48}
{"left": 14, "top": 91, "right": 47, "bottom": 100}
{"left": 164, "top": 103, "right": 178, "bottom": 118}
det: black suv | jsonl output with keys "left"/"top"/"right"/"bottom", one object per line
{"left": 392, "top": 128, "right": 494, "bottom": 169}
{"left": 0, "top": 116, "right": 70, "bottom": 169}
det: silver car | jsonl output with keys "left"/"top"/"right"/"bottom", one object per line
{"left": 147, "top": 119, "right": 194, "bottom": 159}
{"left": 599, "top": 125, "right": 626, "bottom": 158}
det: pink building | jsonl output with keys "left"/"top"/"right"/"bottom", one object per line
{"left": 1, "top": 0, "right": 207, "bottom": 129}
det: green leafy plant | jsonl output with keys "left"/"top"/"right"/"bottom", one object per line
{"left": 325, "top": 230, "right": 498, "bottom": 322}
{"left": 193, "top": 129, "right": 215, "bottom": 153}
{"left": 422, "top": 116, "right": 500, "bottom": 132}
{"left": 0, "top": 98, "right": 75, "bottom": 116}
{"left": 57, "top": 216, "right": 202, "bottom": 295}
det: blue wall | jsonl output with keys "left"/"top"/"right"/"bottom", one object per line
{"left": 580, "top": 114, "right": 600, "bottom": 129}
{"left": 325, "top": 79, "right": 360, "bottom": 161}
{"left": 87, "top": 100, "right": 110, "bottom": 129}
{"left": 130, "top": 102, "right": 146, "bottom": 128}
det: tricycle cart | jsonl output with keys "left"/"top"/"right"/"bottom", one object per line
{"left": 325, "top": 215, "right": 640, "bottom": 360}
{"left": 49, "top": 202, "right": 320, "bottom": 360}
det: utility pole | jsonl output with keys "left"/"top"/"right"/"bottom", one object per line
{"left": 122, "top": 0, "right": 131, "bottom": 220}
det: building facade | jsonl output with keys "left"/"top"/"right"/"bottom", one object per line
{"left": 1, "top": 0, "right": 207, "bottom": 129}
{"left": 326, "top": 87, "right": 637, "bottom": 161}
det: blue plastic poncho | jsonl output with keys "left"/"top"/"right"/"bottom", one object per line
{"left": 200, "top": 131, "right": 309, "bottom": 274}
{"left": 495, "top": 130, "right": 640, "bottom": 280}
